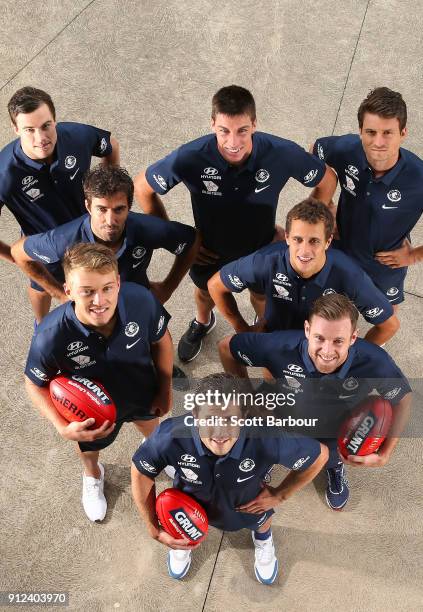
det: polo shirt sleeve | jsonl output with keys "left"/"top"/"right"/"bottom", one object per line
{"left": 23, "top": 228, "right": 63, "bottom": 264}
{"left": 85, "top": 124, "right": 113, "bottom": 157}
{"left": 132, "top": 420, "right": 172, "bottom": 478}
{"left": 136, "top": 215, "right": 196, "bottom": 255}
{"left": 145, "top": 148, "right": 182, "bottom": 195}
{"left": 312, "top": 136, "right": 341, "bottom": 168}
{"left": 285, "top": 142, "right": 326, "bottom": 187}
{"left": 347, "top": 263, "right": 394, "bottom": 324}
{"left": 229, "top": 332, "right": 273, "bottom": 367}
{"left": 219, "top": 251, "right": 266, "bottom": 293}
{"left": 25, "top": 332, "right": 59, "bottom": 387}
{"left": 370, "top": 350, "right": 412, "bottom": 404}
{"left": 145, "top": 290, "right": 171, "bottom": 343}
{"left": 268, "top": 433, "right": 322, "bottom": 471}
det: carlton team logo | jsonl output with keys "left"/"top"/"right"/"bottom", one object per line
{"left": 133, "top": 247, "right": 146, "bottom": 259}
{"left": 255, "top": 169, "right": 270, "bottom": 183}
{"left": 65, "top": 155, "right": 76, "bottom": 169}
{"left": 125, "top": 322, "right": 139, "bottom": 337}
{"left": 239, "top": 458, "right": 255, "bottom": 472}
{"left": 387, "top": 189, "right": 401, "bottom": 202}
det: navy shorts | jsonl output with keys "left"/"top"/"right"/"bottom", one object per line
{"left": 30, "top": 261, "right": 65, "bottom": 292}
{"left": 79, "top": 412, "right": 157, "bottom": 452}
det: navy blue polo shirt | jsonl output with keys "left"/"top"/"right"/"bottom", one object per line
{"left": 23, "top": 212, "right": 196, "bottom": 287}
{"left": 230, "top": 330, "right": 411, "bottom": 435}
{"left": 0, "top": 122, "right": 112, "bottom": 236}
{"left": 220, "top": 242, "right": 393, "bottom": 330}
{"left": 146, "top": 132, "right": 326, "bottom": 259}
{"left": 313, "top": 134, "right": 423, "bottom": 284}
{"left": 25, "top": 283, "right": 170, "bottom": 418}
{"left": 132, "top": 415, "right": 321, "bottom": 531}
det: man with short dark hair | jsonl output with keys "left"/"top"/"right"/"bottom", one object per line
{"left": 135, "top": 84, "right": 337, "bottom": 362}
{"left": 25, "top": 243, "right": 173, "bottom": 522}
{"left": 219, "top": 294, "right": 412, "bottom": 510}
{"left": 311, "top": 87, "right": 423, "bottom": 310}
{"left": 0, "top": 86, "right": 119, "bottom": 320}
{"left": 131, "top": 373, "right": 328, "bottom": 583}
{"left": 11, "top": 165, "right": 198, "bottom": 313}
{"left": 209, "top": 198, "right": 399, "bottom": 345}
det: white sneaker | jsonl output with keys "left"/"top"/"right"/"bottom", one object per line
{"left": 82, "top": 463, "right": 107, "bottom": 522}
{"left": 164, "top": 465, "right": 176, "bottom": 479}
{"left": 252, "top": 531, "right": 279, "bottom": 585}
{"left": 167, "top": 549, "right": 192, "bottom": 580}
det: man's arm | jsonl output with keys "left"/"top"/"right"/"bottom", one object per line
{"left": 134, "top": 170, "right": 169, "bottom": 219}
{"left": 0, "top": 239, "right": 14, "bottom": 263}
{"left": 149, "top": 232, "right": 201, "bottom": 304}
{"left": 375, "top": 239, "right": 423, "bottom": 268}
{"left": 100, "top": 136, "right": 120, "bottom": 167}
{"left": 131, "top": 464, "right": 196, "bottom": 549}
{"left": 208, "top": 273, "right": 251, "bottom": 333}
{"left": 237, "top": 443, "right": 329, "bottom": 513}
{"left": 344, "top": 392, "right": 412, "bottom": 468}
{"left": 150, "top": 330, "right": 173, "bottom": 417}
{"left": 364, "top": 313, "right": 400, "bottom": 345}
{"left": 11, "top": 237, "right": 67, "bottom": 301}
{"left": 310, "top": 164, "right": 338, "bottom": 205}
{"left": 218, "top": 335, "right": 250, "bottom": 378}
{"left": 25, "top": 376, "right": 115, "bottom": 442}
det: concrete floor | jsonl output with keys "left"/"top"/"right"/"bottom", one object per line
{"left": 0, "top": 1, "right": 422, "bottom": 611}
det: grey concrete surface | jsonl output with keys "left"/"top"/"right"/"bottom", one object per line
{"left": 0, "top": 1, "right": 422, "bottom": 611}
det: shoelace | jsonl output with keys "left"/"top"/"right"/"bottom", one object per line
{"left": 255, "top": 538, "right": 274, "bottom": 563}
{"left": 84, "top": 477, "right": 101, "bottom": 498}
{"left": 172, "top": 549, "right": 191, "bottom": 561}
{"left": 186, "top": 319, "right": 209, "bottom": 341}
{"left": 331, "top": 466, "right": 348, "bottom": 492}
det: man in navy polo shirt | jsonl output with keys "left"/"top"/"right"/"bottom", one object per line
{"left": 25, "top": 243, "right": 173, "bottom": 523}
{"left": 134, "top": 85, "right": 337, "bottom": 362}
{"left": 219, "top": 294, "right": 412, "bottom": 511}
{"left": 0, "top": 86, "right": 119, "bottom": 320}
{"left": 311, "top": 87, "right": 423, "bottom": 309}
{"left": 208, "top": 198, "right": 399, "bottom": 345}
{"left": 131, "top": 373, "right": 327, "bottom": 583}
{"left": 11, "top": 165, "right": 198, "bottom": 315}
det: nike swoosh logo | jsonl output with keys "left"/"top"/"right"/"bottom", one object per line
{"left": 132, "top": 261, "right": 143, "bottom": 269}
{"left": 70, "top": 168, "right": 80, "bottom": 180}
{"left": 237, "top": 475, "right": 255, "bottom": 482}
{"left": 338, "top": 394, "right": 355, "bottom": 399}
{"left": 126, "top": 338, "right": 141, "bottom": 349}
{"left": 255, "top": 185, "right": 270, "bottom": 193}
{"left": 382, "top": 205, "right": 398, "bottom": 209}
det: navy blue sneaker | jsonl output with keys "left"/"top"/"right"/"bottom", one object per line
{"left": 325, "top": 462, "right": 349, "bottom": 510}
{"left": 177, "top": 311, "right": 216, "bottom": 362}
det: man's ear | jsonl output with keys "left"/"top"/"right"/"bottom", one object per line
{"left": 85, "top": 199, "right": 91, "bottom": 214}
{"left": 63, "top": 281, "right": 72, "bottom": 297}
{"left": 304, "top": 319, "right": 310, "bottom": 339}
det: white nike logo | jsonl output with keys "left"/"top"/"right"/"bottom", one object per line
{"left": 132, "top": 261, "right": 143, "bottom": 269}
{"left": 237, "top": 475, "right": 255, "bottom": 482}
{"left": 126, "top": 338, "right": 141, "bottom": 349}
{"left": 382, "top": 204, "right": 398, "bottom": 209}
{"left": 255, "top": 185, "right": 270, "bottom": 193}
{"left": 339, "top": 394, "right": 355, "bottom": 399}
{"left": 70, "top": 168, "right": 80, "bottom": 180}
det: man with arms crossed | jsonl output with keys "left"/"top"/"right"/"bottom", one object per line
{"left": 219, "top": 294, "right": 411, "bottom": 510}
{"left": 0, "top": 86, "right": 119, "bottom": 321}
{"left": 135, "top": 85, "right": 336, "bottom": 362}
{"left": 25, "top": 243, "right": 172, "bottom": 522}
{"left": 131, "top": 373, "right": 328, "bottom": 583}
{"left": 311, "top": 87, "right": 423, "bottom": 310}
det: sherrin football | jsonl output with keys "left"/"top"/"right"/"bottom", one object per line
{"left": 338, "top": 397, "right": 393, "bottom": 458}
{"left": 49, "top": 375, "right": 116, "bottom": 427}
{"left": 156, "top": 488, "right": 208, "bottom": 544}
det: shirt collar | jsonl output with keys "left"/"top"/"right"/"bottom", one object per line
{"left": 14, "top": 140, "right": 46, "bottom": 170}
{"left": 66, "top": 291, "right": 126, "bottom": 336}
{"left": 301, "top": 338, "right": 357, "bottom": 378}
{"left": 192, "top": 424, "right": 246, "bottom": 459}
{"left": 82, "top": 215, "right": 128, "bottom": 259}
{"left": 283, "top": 247, "right": 332, "bottom": 286}
{"left": 356, "top": 139, "right": 407, "bottom": 185}
{"left": 209, "top": 133, "right": 257, "bottom": 174}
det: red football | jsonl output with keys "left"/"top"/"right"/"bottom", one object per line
{"left": 49, "top": 375, "right": 116, "bottom": 427}
{"left": 156, "top": 488, "right": 208, "bottom": 544}
{"left": 338, "top": 397, "right": 393, "bottom": 458}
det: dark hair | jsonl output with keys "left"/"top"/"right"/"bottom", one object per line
{"left": 309, "top": 294, "right": 359, "bottom": 330}
{"left": 83, "top": 165, "right": 134, "bottom": 209}
{"left": 63, "top": 242, "right": 118, "bottom": 279}
{"left": 211, "top": 85, "right": 256, "bottom": 121}
{"left": 286, "top": 197, "right": 334, "bottom": 240}
{"left": 357, "top": 87, "right": 407, "bottom": 131}
{"left": 8, "top": 87, "right": 56, "bottom": 125}
{"left": 190, "top": 373, "right": 250, "bottom": 414}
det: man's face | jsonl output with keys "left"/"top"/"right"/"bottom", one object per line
{"left": 198, "top": 403, "right": 242, "bottom": 456}
{"left": 13, "top": 103, "right": 57, "bottom": 163}
{"left": 87, "top": 192, "right": 130, "bottom": 244}
{"left": 211, "top": 112, "right": 256, "bottom": 165}
{"left": 360, "top": 113, "right": 407, "bottom": 169}
{"left": 305, "top": 315, "right": 357, "bottom": 374}
{"left": 64, "top": 267, "right": 120, "bottom": 329}
{"left": 286, "top": 219, "right": 332, "bottom": 278}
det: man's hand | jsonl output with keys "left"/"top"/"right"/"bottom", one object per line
{"left": 342, "top": 453, "right": 388, "bottom": 468}
{"left": 194, "top": 245, "right": 220, "bottom": 266}
{"left": 149, "top": 281, "right": 173, "bottom": 305}
{"left": 375, "top": 239, "right": 415, "bottom": 268}
{"left": 60, "top": 418, "right": 115, "bottom": 442}
{"left": 236, "top": 485, "right": 281, "bottom": 514}
{"left": 155, "top": 529, "right": 200, "bottom": 550}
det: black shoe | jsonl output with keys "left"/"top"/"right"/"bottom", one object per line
{"left": 172, "top": 365, "right": 189, "bottom": 391}
{"left": 177, "top": 311, "right": 216, "bottom": 362}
